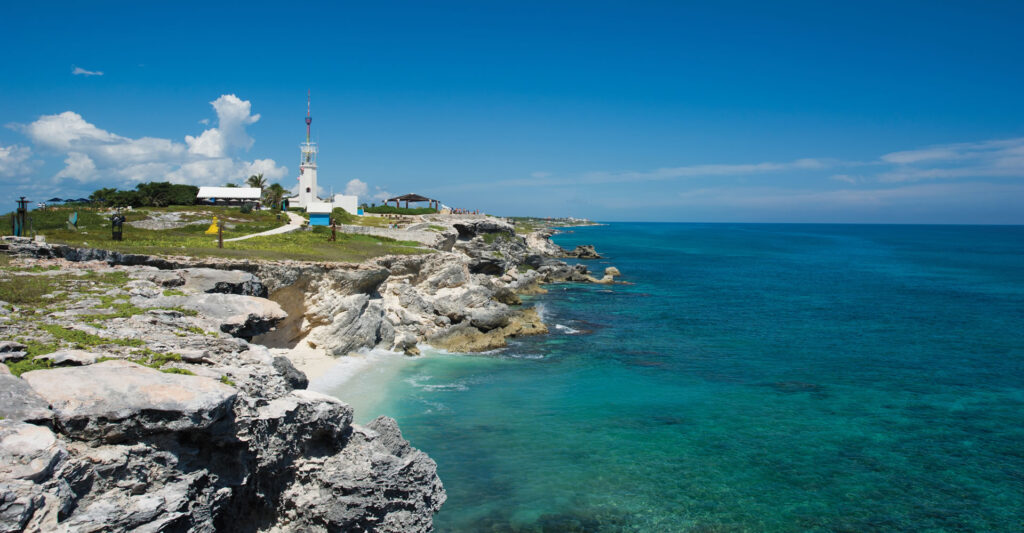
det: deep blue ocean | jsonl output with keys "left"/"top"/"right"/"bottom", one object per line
{"left": 321, "top": 223, "right": 1024, "bottom": 532}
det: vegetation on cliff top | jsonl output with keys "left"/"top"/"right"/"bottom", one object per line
{"left": 3, "top": 205, "right": 427, "bottom": 262}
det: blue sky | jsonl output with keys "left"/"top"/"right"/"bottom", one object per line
{"left": 2, "top": 1, "right": 1023, "bottom": 223}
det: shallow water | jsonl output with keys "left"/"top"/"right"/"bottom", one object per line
{"left": 317, "top": 223, "right": 1024, "bottom": 532}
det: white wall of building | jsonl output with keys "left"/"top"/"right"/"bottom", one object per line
{"left": 333, "top": 194, "right": 359, "bottom": 214}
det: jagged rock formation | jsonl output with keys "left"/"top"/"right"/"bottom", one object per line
{"left": 0, "top": 270, "right": 445, "bottom": 532}
{"left": 0, "top": 215, "right": 617, "bottom": 531}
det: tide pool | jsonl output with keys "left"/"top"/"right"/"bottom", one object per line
{"left": 317, "top": 223, "right": 1024, "bottom": 531}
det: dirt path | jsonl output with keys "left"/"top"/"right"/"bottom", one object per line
{"left": 222, "top": 211, "right": 305, "bottom": 242}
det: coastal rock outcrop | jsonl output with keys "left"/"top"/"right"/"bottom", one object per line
{"left": 0, "top": 260, "right": 446, "bottom": 532}
{"left": 567, "top": 244, "right": 602, "bottom": 259}
{"left": 22, "top": 361, "right": 238, "bottom": 443}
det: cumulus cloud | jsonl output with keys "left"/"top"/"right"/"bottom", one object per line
{"left": 13, "top": 94, "right": 286, "bottom": 188}
{"left": 0, "top": 144, "right": 39, "bottom": 177}
{"left": 344, "top": 178, "right": 368, "bottom": 197}
{"left": 185, "top": 94, "right": 261, "bottom": 158}
{"left": 72, "top": 66, "right": 103, "bottom": 76}
{"left": 23, "top": 111, "right": 121, "bottom": 151}
{"left": 54, "top": 152, "right": 98, "bottom": 181}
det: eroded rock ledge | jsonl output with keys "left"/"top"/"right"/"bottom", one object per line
{"left": 1, "top": 216, "right": 615, "bottom": 531}
{"left": 0, "top": 262, "right": 445, "bottom": 532}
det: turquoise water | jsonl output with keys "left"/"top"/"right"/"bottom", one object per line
{"left": 320, "top": 223, "right": 1024, "bottom": 532}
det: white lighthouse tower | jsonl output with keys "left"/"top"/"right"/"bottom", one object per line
{"left": 295, "top": 91, "right": 318, "bottom": 208}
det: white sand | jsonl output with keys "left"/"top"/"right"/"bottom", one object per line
{"left": 271, "top": 342, "right": 339, "bottom": 381}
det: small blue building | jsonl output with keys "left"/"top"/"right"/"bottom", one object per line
{"left": 308, "top": 201, "right": 333, "bottom": 226}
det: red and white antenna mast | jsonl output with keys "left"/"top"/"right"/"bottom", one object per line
{"left": 305, "top": 90, "right": 312, "bottom": 144}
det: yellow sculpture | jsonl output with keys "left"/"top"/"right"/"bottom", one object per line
{"left": 204, "top": 216, "right": 220, "bottom": 234}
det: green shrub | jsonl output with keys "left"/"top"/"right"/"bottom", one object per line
{"left": 330, "top": 208, "right": 356, "bottom": 224}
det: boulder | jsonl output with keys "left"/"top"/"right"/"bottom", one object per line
{"left": 568, "top": 244, "right": 601, "bottom": 259}
{"left": 0, "top": 375, "right": 52, "bottom": 424}
{"left": 0, "top": 421, "right": 66, "bottom": 482}
{"left": 127, "top": 268, "right": 185, "bottom": 287}
{"left": 133, "top": 293, "right": 286, "bottom": 339}
{"left": 38, "top": 349, "right": 99, "bottom": 366}
{"left": 0, "top": 351, "right": 26, "bottom": 363}
{"left": 468, "top": 303, "right": 515, "bottom": 331}
{"left": 272, "top": 356, "right": 309, "bottom": 391}
{"left": 0, "top": 341, "right": 26, "bottom": 353}
{"left": 451, "top": 218, "right": 515, "bottom": 239}
{"left": 524, "top": 229, "right": 567, "bottom": 256}
{"left": 321, "top": 267, "right": 391, "bottom": 296}
{"left": 179, "top": 268, "right": 268, "bottom": 297}
{"left": 21, "top": 360, "right": 237, "bottom": 443}
{"left": 415, "top": 253, "right": 470, "bottom": 292}
{"left": 307, "top": 295, "right": 392, "bottom": 356}
{"left": 429, "top": 322, "right": 507, "bottom": 352}
{"left": 275, "top": 415, "right": 445, "bottom": 532}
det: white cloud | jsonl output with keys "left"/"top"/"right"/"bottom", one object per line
{"left": 830, "top": 174, "right": 859, "bottom": 184}
{"left": 371, "top": 186, "right": 392, "bottom": 202}
{"left": 72, "top": 66, "right": 103, "bottom": 77}
{"left": 242, "top": 159, "right": 288, "bottom": 182}
{"left": 878, "top": 137, "right": 1024, "bottom": 183}
{"left": 0, "top": 144, "right": 38, "bottom": 177}
{"left": 198, "top": 118, "right": 210, "bottom": 125}
{"left": 530, "top": 171, "right": 551, "bottom": 179}
{"left": 15, "top": 95, "right": 286, "bottom": 188}
{"left": 55, "top": 152, "right": 98, "bottom": 181}
{"left": 23, "top": 111, "right": 122, "bottom": 151}
{"left": 186, "top": 94, "right": 261, "bottom": 157}
{"left": 344, "top": 178, "right": 368, "bottom": 196}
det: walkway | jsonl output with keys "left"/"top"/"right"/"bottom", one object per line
{"left": 222, "top": 211, "right": 305, "bottom": 242}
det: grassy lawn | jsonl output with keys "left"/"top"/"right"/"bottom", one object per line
{"left": 4, "top": 206, "right": 428, "bottom": 262}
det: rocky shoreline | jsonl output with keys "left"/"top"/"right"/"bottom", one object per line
{"left": 0, "top": 216, "right": 617, "bottom": 531}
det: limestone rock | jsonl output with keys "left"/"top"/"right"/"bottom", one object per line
{"left": 0, "top": 351, "right": 26, "bottom": 363}
{"left": 319, "top": 266, "right": 391, "bottom": 296}
{"left": 0, "top": 341, "right": 26, "bottom": 353}
{"left": 21, "top": 360, "right": 237, "bottom": 443}
{"left": 134, "top": 293, "right": 286, "bottom": 339}
{"left": 429, "top": 322, "right": 508, "bottom": 352}
{"left": 275, "top": 415, "right": 445, "bottom": 532}
{"left": 306, "top": 294, "right": 391, "bottom": 356}
{"left": 0, "top": 421, "right": 66, "bottom": 482}
{"left": 127, "top": 268, "right": 185, "bottom": 287}
{"left": 525, "top": 229, "right": 567, "bottom": 256}
{"left": 179, "top": 267, "right": 268, "bottom": 297}
{"left": 0, "top": 375, "right": 52, "bottom": 424}
{"left": 38, "top": 349, "right": 99, "bottom": 366}
{"left": 468, "top": 303, "right": 515, "bottom": 331}
{"left": 451, "top": 218, "right": 515, "bottom": 239}
{"left": 568, "top": 244, "right": 602, "bottom": 259}
{"left": 272, "top": 356, "right": 309, "bottom": 391}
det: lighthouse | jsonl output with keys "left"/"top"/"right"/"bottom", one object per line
{"left": 296, "top": 91, "right": 318, "bottom": 208}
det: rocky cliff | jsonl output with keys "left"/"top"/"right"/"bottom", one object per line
{"left": 0, "top": 263, "right": 444, "bottom": 532}
{"left": 1, "top": 216, "right": 615, "bottom": 531}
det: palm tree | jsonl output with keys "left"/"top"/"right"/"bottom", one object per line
{"left": 265, "top": 183, "right": 286, "bottom": 210}
{"left": 247, "top": 173, "right": 267, "bottom": 190}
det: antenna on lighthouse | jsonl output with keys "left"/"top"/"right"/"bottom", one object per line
{"left": 305, "top": 90, "right": 312, "bottom": 144}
